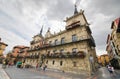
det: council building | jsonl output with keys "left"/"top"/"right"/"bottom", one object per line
{"left": 25, "top": 5, "right": 97, "bottom": 75}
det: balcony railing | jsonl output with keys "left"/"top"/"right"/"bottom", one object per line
{"left": 49, "top": 35, "right": 91, "bottom": 46}
{"left": 30, "top": 40, "right": 42, "bottom": 44}
{"left": 26, "top": 54, "right": 39, "bottom": 59}
{"left": 42, "top": 51, "right": 85, "bottom": 59}
{"left": 28, "top": 35, "right": 95, "bottom": 52}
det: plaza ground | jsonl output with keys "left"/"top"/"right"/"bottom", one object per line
{"left": 0, "top": 64, "right": 120, "bottom": 79}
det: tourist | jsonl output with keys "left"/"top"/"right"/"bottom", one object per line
{"left": 107, "top": 65, "right": 115, "bottom": 76}
{"left": 43, "top": 65, "right": 47, "bottom": 71}
{"left": 36, "top": 63, "right": 39, "bottom": 70}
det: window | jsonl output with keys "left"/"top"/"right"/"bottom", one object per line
{"left": 72, "top": 48, "right": 77, "bottom": 53}
{"left": 37, "top": 45, "right": 39, "bottom": 48}
{"left": 52, "top": 60, "right": 55, "bottom": 65}
{"left": 47, "top": 51, "right": 50, "bottom": 55}
{"left": 73, "top": 61, "right": 77, "bottom": 67}
{"left": 60, "top": 49, "right": 64, "bottom": 54}
{"left": 46, "top": 60, "right": 48, "bottom": 64}
{"left": 61, "top": 37, "right": 65, "bottom": 44}
{"left": 72, "top": 34, "right": 77, "bottom": 42}
{"left": 60, "top": 61, "right": 63, "bottom": 66}
{"left": 55, "top": 39, "right": 58, "bottom": 45}
{"left": 53, "top": 50, "right": 57, "bottom": 53}
{"left": 49, "top": 41, "right": 52, "bottom": 45}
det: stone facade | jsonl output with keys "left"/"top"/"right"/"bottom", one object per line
{"left": 26, "top": 9, "right": 96, "bottom": 75}
{"left": 0, "top": 38, "right": 8, "bottom": 56}
{"left": 25, "top": 34, "right": 43, "bottom": 67}
{"left": 0, "top": 38, "right": 8, "bottom": 63}
{"left": 106, "top": 18, "right": 120, "bottom": 69}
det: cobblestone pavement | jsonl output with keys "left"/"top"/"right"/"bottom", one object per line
{"left": 4, "top": 66, "right": 89, "bottom": 79}
{"left": 90, "top": 67, "right": 120, "bottom": 79}
{"left": 3, "top": 66, "right": 120, "bottom": 79}
{"left": 0, "top": 65, "right": 10, "bottom": 79}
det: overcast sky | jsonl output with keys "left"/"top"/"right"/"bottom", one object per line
{"left": 0, "top": 0, "right": 119, "bottom": 55}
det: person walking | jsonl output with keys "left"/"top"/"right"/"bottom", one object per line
{"left": 36, "top": 63, "right": 39, "bottom": 70}
{"left": 107, "top": 65, "right": 115, "bottom": 76}
{"left": 43, "top": 65, "right": 47, "bottom": 71}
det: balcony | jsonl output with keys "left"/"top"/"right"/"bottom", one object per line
{"left": 34, "top": 55, "right": 39, "bottom": 58}
{"left": 30, "top": 40, "right": 41, "bottom": 45}
{"left": 28, "top": 54, "right": 39, "bottom": 59}
{"left": 25, "top": 55, "right": 31, "bottom": 58}
{"left": 10, "top": 55, "right": 17, "bottom": 58}
{"left": 49, "top": 36, "right": 90, "bottom": 46}
{"left": 17, "top": 54, "right": 23, "bottom": 58}
{"left": 44, "top": 51, "right": 85, "bottom": 59}
{"left": 28, "top": 35, "right": 95, "bottom": 51}
{"left": 28, "top": 46, "right": 42, "bottom": 52}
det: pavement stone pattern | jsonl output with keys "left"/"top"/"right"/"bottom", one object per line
{"left": 0, "top": 65, "right": 10, "bottom": 79}
{"left": 2, "top": 65, "right": 120, "bottom": 79}
{"left": 4, "top": 66, "right": 89, "bottom": 79}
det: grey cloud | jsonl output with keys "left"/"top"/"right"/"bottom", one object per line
{"left": 0, "top": 0, "right": 119, "bottom": 55}
{"left": 46, "top": 0, "right": 74, "bottom": 21}
{"left": 85, "top": 0, "right": 120, "bottom": 17}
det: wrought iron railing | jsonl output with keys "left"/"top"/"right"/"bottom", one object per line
{"left": 42, "top": 51, "right": 85, "bottom": 59}
{"left": 28, "top": 35, "right": 95, "bottom": 51}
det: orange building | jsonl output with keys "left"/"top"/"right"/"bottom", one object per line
{"left": 11, "top": 45, "right": 29, "bottom": 64}
{"left": 97, "top": 54, "right": 110, "bottom": 66}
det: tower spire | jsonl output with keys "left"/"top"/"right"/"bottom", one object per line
{"left": 74, "top": 4, "right": 78, "bottom": 15}
{"left": 40, "top": 25, "right": 43, "bottom": 35}
{"left": 47, "top": 27, "right": 50, "bottom": 32}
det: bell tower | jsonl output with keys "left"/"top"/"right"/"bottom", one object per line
{"left": 65, "top": 4, "right": 88, "bottom": 30}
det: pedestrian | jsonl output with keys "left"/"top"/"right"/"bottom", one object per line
{"left": 21, "top": 62, "right": 25, "bottom": 68}
{"left": 107, "top": 65, "right": 115, "bottom": 76}
{"left": 43, "top": 65, "right": 47, "bottom": 71}
{"left": 8, "top": 62, "right": 11, "bottom": 68}
{"left": 36, "top": 63, "right": 39, "bottom": 70}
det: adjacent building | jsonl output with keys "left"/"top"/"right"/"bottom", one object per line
{"left": 106, "top": 18, "right": 120, "bottom": 69}
{"left": 0, "top": 38, "right": 8, "bottom": 56}
{"left": 26, "top": 6, "right": 97, "bottom": 75}
{"left": 97, "top": 54, "right": 109, "bottom": 66}
{"left": 0, "top": 38, "right": 8, "bottom": 63}
{"left": 11, "top": 45, "right": 29, "bottom": 64}
{"left": 25, "top": 33, "right": 43, "bottom": 67}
